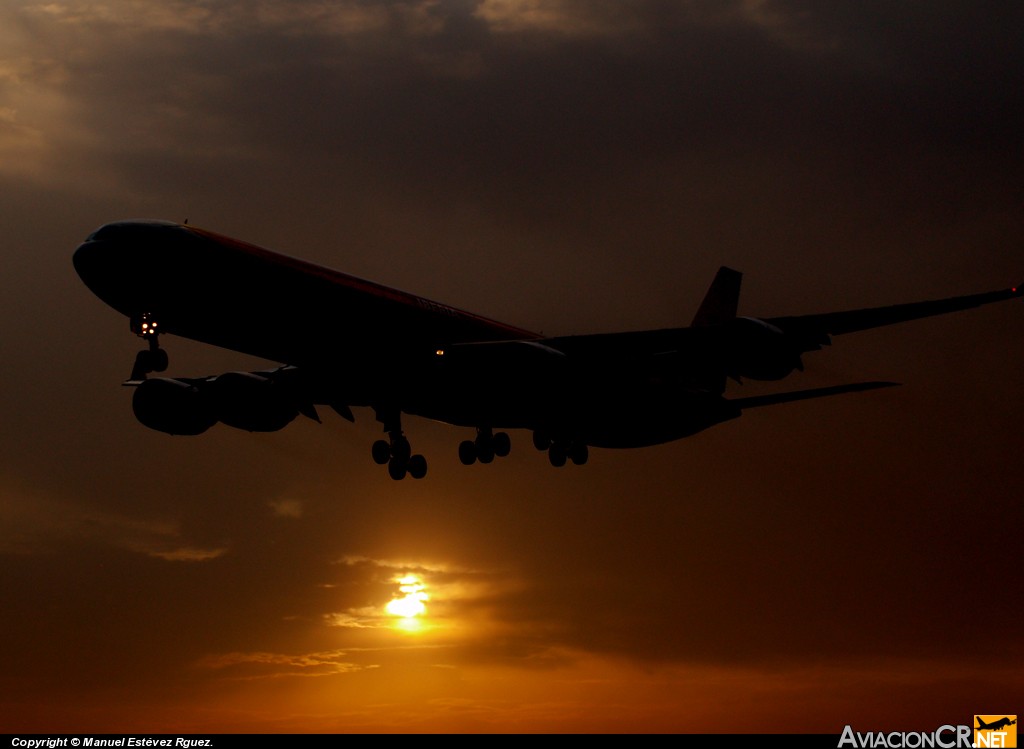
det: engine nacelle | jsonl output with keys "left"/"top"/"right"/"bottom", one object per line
{"left": 208, "top": 371, "right": 298, "bottom": 432}
{"left": 132, "top": 378, "right": 217, "bottom": 435}
{"left": 720, "top": 317, "right": 804, "bottom": 381}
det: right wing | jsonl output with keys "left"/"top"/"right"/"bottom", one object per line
{"left": 436, "top": 278, "right": 1022, "bottom": 388}
{"left": 766, "top": 283, "right": 1023, "bottom": 351}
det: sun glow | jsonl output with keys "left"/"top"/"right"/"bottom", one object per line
{"left": 385, "top": 575, "right": 428, "bottom": 629}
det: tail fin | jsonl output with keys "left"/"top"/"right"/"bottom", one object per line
{"left": 689, "top": 267, "right": 742, "bottom": 394}
{"left": 692, "top": 266, "right": 742, "bottom": 327}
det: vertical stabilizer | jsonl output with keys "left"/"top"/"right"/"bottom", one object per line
{"left": 690, "top": 266, "right": 742, "bottom": 395}
{"left": 692, "top": 266, "right": 742, "bottom": 327}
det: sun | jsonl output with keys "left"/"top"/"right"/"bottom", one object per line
{"left": 385, "top": 575, "right": 428, "bottom": 630}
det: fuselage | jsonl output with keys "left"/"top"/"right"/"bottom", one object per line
{"left": 73, "top": 220, "right": 536, "bottom": 365}
{"left": 74, "top": 220, "right": 735, "bottom": 448}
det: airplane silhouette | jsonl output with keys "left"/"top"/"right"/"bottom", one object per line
{"left": 978, "top": 718, "right": 1017, "bottom": 731}
{"left": 73, "top": 220, "right": 1023, "bottom": 480}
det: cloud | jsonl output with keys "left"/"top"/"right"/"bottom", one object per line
{"left": 139, "top": 546, "right": 227, "bottom": 562}
{"left": 309, "top": 554, "right": 582, "bottom": 672}
{"left": 324, "top": 556, "right": 502, "bottom": 630}
{"left": 196, "top": 648, "right": 373, "bottom": 679}
{"left": 0, "top": 50, "right": 68, "bottom": 179}
{"left": 6, "top": 0, "right": 1019, "bottom": 212}
{"left": 0, "top": 480, "right": 227, "bottom": 561}
{"left": 324, "top": 610, "right": 381, "bottom": 629}
{"left": 267, "top": 497, "right": 304, "bottom": 518}
{"left": 26, "top": 0, "right": 444, "bottom": 37}
{"left": 473, "top": 0, "right": 640, "bottom": 36}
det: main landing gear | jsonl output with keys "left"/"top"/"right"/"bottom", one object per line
{"left": 129, "top": 312, "right": 169, "bottom": 380}
{"left": 372, "top": 408, "right": 427, "bottom": 481}
{"left": 458, "top": 427, "right": 511, "bottom": 466}
{"left": 532, "top": 430, "right": 589, "bottom": 467}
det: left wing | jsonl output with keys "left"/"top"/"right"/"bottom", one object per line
{"left": 728, "top": 380, "right": 900, "bottom": 409}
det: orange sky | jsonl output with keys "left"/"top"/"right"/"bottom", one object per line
{"left": 1, "top": 0, "right": 1022, "bottom": 734}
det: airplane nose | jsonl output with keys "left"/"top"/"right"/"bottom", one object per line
{"left": 73, "top": 236, "right": 139, "bottom": 315}
{"left": 72, "top": 238, "right": 109, "bottom": 288}
{"left": 72, "top": 220, "right": 195, "bottom": 317}
{"left": 73, "top": 220, "right": 185, "bottom": 293}
{"left": 73, "top": 222, "right": 131, "bottom": 282}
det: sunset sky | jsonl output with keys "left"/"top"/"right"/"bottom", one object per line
{"left": 1, "top": 0, "right": 1022, "bottom": 733}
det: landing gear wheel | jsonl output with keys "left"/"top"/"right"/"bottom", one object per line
{"left": 371, "top": 440, "right": 391, "bottom": 465}
{"left": 548, "top": 444, "right": 567, "bottom": 467}
{"left": 133, "top": 349, "right": 155, "bottom": 374}
{"left": 476, "top": 438, "right": 495, "bottom": 464}
{"left": 391, "top": 437, "right": 411, "bottom": 464}
{"left": 388, "top": 459, "right": 408, "bottom": 481}
{"left": 131, "top": 345, "right": 169, "bottom": 380}
{"left": 465, "top": 427, "right": 509, "bottom": 467}
{"left": 533, "top": 431, "right": 551, "bottom": 451}
{"left": 407, "top": 454, "right": 428, "bottom": 480}
{"left": 569, "top": 443, "right": 589, "bottom": 466}
{"left": 458, "top": 440, "right": 477, "bottom": 465}
{"left": 493, "top": 431, "right": 511, "bottom": 458}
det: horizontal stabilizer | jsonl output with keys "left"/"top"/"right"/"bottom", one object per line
{"left": 730, "top": 381, "right": 899, "bottom": 410}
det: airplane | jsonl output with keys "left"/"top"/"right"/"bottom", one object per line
{"left": 73, "top": 219, "right": 1022, "bottom": 480}
{"left": 977, "top": 718, "right": 1017, "bottom": 732}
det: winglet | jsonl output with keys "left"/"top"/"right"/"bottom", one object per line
{"left": 692, "top": 267, "right": 742, "bottom": 327}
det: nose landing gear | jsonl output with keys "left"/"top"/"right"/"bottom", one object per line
{"left": 129, "top": 313, "right": 169, "bottom": 380}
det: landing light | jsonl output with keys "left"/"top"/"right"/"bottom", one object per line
{"left": 436, "top": 349, "right": 444, "bottom": 356}
{"left": 133, "top": 312, "right": 161, "bottom": 338}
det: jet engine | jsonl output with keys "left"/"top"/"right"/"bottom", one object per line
{"left": 132, "top": 377, "right": 217, "bottom": 435}
{"left": 720, "top": 317, "right": 805, "bottom": 381}
{"left": 207, "top": 371, "right": 299, "bottom": 432}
